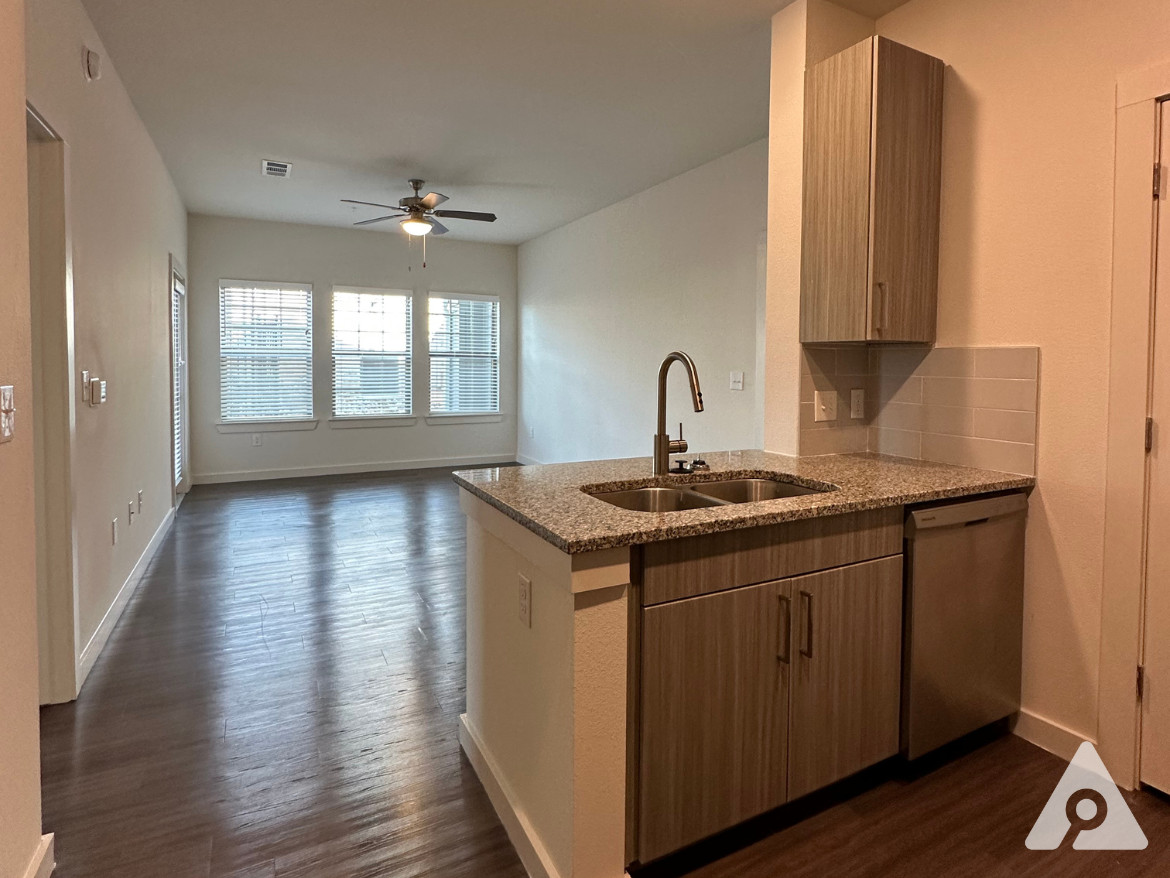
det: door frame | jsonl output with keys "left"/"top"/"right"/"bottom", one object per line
{"left": 1099, "top": 64, "right": 1170, "bottom": 789}
{"left": 170, "top": 256, "right": 190, "bottom": 500}
{"left": 26, "top": 102, "right": 81, "bottom": 705}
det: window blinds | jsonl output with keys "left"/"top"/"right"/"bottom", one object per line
{"left": 428, "top": 295, "right": 500, "bottom": 414}
{"left": 332, "top": 289, "right": 413, "bottom": 417}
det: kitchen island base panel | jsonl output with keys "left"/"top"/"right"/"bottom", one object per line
{"left": 463, "top": 490, "right": 631, "bottom": 878}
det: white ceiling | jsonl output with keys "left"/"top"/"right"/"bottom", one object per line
{"left": 80, "top": 0, "right": 907, "bottom": 245}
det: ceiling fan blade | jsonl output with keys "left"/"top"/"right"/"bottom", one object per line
{"left": 420, "top": 192, "right": 449, "bottom": 210}
{"left": 429, "top": 220, "right": 450, "bottom": 236}
{"left": 433, "top": 210, "right": 497, "bottom": 223}
{"left": 354, "top": 214, "right": 404, "bottom": 226}
{"left": 342, "top": 198, "right": 400, "bottom": 210}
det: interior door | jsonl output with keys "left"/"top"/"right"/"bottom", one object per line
{"left": 170, "top": 261, "right": 190, "bottom": 495}
{"left": 638, "top": 579, "right": 791, "bottom": 863}
{"left": 1141, "top": 100, "right": 1170, "bottom": 792}
{"left": 787, "top": 556, "right": 903, "bottom": 800}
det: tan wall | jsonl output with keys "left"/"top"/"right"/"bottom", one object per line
{"left": 0, "top": 0, "right": 46, "bottom": 874}
{"left": 874, "top": 0, "right": 1170, "bottom": 741}
{"left": 187, "top": 215, "right": 518, "bottom": 481}
{"left": 26, "top": 0, "right": 189, "bottom": 651}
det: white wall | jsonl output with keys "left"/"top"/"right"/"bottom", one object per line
{"left": 187, "top": 215, "right": 518, "bottom": 481}
{"left": 870, "top": 0, "right": 1170, "bottom": 745}
{"left": 26, "top": 0, "right": 188, "bottom": 664}
{"left": 0, "top": 0, "right": 48, "bottom": 873}
{"left": 517, "top": 139, "right": 767, "bottom": 465}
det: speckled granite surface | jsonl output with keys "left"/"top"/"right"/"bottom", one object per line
{"left": 452, "top": 450, "right": 1034, "bottom": 554}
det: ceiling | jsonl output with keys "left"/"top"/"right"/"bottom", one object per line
{"left": 80, "top": 0, "right": 908, "bottom": 245}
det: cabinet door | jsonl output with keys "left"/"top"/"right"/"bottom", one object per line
{"left": 800, "top": 37, "right": 874, "bottom": 343}
{"left": 639, "top": 580, "right": 791, "bottom": 862}
{"left": 867, "top": 37, "right": 944, "bottom": 343}
{"left": 787, "top": 556, "right": 903, "bottom": 800}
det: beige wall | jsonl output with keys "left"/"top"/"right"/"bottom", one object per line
{"left": 26, "top": 0, "right": 188, "bottom": 653}
{"left": 187, "top": 215, "right": 518, "bottom": 481}
{"left": 872, "top": 0, "right": 1170, "bottom": 742}
{"left": 0, "top": 0, "right": 47, "bottom": 874}
{"left": 516, "top": 140, "right": 768, "bottom": 465}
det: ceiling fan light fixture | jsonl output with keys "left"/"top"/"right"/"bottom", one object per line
{"left": 401, "top": 216, "right": 433, "bottom": 236}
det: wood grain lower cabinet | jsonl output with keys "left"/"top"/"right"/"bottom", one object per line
{"left": 638, "top": 579, "right": 791, "bottom": 863}
{"left": 787, "top": 556, "right": 904, "bottom": 799}
{"left": 635, "top": 555, "right": 904, "bottom": 863}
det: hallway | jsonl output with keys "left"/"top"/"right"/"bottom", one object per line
{"left": 39, "top": 468, "right": 526, "bottom": 878}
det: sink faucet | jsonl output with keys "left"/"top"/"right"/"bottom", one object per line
{"left": 654, "top": 351, "right": 704, "bottom": 476}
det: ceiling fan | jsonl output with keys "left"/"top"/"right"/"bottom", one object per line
{"left": 342, "top": 179, "right": 497, "bottom": 237}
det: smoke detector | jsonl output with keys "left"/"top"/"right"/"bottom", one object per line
{"left": 261, "top": 160, "right": 292, "bottom": 179}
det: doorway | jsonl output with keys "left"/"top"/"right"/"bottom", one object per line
{"left": 27, "top": 104, "right": 80, "bottom": 706}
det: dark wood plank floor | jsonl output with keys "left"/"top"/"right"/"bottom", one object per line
{"left": 40, "top": 467, "right": 1170, "bottom": 877}
{"left": 40, "top": 467, "right": 528, "bottom": 878}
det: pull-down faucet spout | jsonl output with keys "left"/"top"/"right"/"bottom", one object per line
{"left": 653, "top": 351, "right": 704, "bottom": 476}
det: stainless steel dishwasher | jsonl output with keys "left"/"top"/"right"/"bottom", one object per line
{"left": 902, "top": 491, "right": 1028, "bottom": 760}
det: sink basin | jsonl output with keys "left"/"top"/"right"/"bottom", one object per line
{"left": 590, "top": 487, "right": 724, "bottom": 513}
{"left": 690, "top": 478, "right": 826, "bottom": 503}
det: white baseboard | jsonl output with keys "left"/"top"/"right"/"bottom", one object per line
{"left": 1013, "top": 708, "right": 1094, "bottom": 762}
{"left": 21, "top": 834, "right": 54, "bottom": 878}
{"left": 514, "top": 453, "right": 544, "bottom": 466}
{"left": 76, "top": 508, "right": 175, "bottom": 691}
{"left": 192, "top": 454, "right": 517, "bottom": 485}
{"left": 459, "top": 714, "right": 564, "bottom": 878}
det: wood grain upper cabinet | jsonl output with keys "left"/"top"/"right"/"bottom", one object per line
{"left": 800, "top": 37, "right": 944, "bottom": 344}
{"left": 787, "top": 556, "right": 903, "bottom": 800}
{"left": 638, "top": 579, "right": 792, "bottom": 863}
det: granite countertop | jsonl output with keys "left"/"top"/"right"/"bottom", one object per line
{"left": 452, "top": 450, "right": 1035, "bottom": 554}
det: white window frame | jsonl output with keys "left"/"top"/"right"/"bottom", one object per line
{"left": 427, "top": 292, "right": 501, "bottom": 418}
{"left": 170, "top": 259, "right": 189, "bottom": 494}
{"left": 218, "top": 279, "right": 315, "bottom": 426}
{"left": 330, "top": 286, "right": 415, "bottom": 422}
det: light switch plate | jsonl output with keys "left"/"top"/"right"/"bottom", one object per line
{"left": 850, "top": 388, "right": 865, "bottom": 420}
{"left": 0, "top": 384, "right": 13, "bottom": 412}
{"left": 0, "top": 411, "right": 13, "bottom": 444}
{"left": 729, "top": 371, "right": 745, "bottom": 392}
{"left": 814, "top": 390, "right": 838, "bottom": 422}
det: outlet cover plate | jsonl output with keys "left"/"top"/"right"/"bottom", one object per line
{"left": 850, "top": 388, "right": 865, "bottom": 420}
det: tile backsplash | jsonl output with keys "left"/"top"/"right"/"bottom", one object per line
{"left": 799, "top": 345, "right": 1039, "bottom": 476}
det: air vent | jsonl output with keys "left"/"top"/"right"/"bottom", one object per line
{"left": 261, "top": 160, "right": 292, "bottom": 179}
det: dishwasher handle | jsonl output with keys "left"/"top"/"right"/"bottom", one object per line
{"left": 906, "top": 492, "right": 1027, "bottom": 536}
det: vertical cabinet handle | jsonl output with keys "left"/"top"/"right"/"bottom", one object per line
{"left": 872, "top": 281, "right": 887, "bottom": 335}
{"left": 778, "top": 593, "right": 792, "bottom": 664}
{"left": 799, "top": 590, "right": 813, "bottom": 658}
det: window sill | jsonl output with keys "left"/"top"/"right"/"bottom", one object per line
{"left": 425, "top": 413, "right": 505, "bottom": 426}
{"left": 329, "top": 416, "right": 419, "bottom": 429}
{"left": 216, "top": 419, "right": 319, "bottom": 433}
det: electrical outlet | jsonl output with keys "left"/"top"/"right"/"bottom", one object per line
{"left": 850, "top": 388, "right": 866, "bottom": 420}
{"left": 729, "top": 371, "right": 744, "bottom": 392}
{"left": 81, "top": 370, "right": 90, "bottom": 403}
{"left": 528, "top": 426, "right": 535, "bottom": 439}
{"left": 814, "top": 390, "right": 838, "bottom": 422}
{"left": 518, "top": 574, "right": 532, "bottom": 628}
{"left": 111, "top": 518, "right": 118, "bottom": 545}
{"left": 128, "top": 502, "right": 136, "bottom": 525}
{"left": 251, "top": 434, "right": 263, "bottom": 447}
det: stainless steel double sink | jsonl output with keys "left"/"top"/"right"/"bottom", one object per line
{"left": 586, "top": 477, "right": 834, "bottom": 513}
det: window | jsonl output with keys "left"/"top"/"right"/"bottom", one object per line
{"left": 428, "top": 295, "right": 500, "bottom": 414}
{"left": 332, "top": 288, "right": 413, "bottom": 417}
{"left": 171, "top": 266, "right": 188, "bottom": 490}
{"left": 219, "top": 280, "right": 313, "bottom": 421}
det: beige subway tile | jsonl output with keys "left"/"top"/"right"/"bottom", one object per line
{"left": 920, "top": 404, "right": 973, "bottom": 437}
{"left": 873, "top": 401, "right": 923, "bottom": 432}
{"left": 921, "top": 433, "right": 1035, "bottom": 476}
{"left": 918, "top": 347, "right": 976, "bottom": 377}
{"left": 877, "top": 374, "right": 923, "bottom": 405}
{"left": 800, "top": 371, "right": 838, "bottom": 402}
{"left": 973, "top": 408, "right": 1038, "bottom": 444}
{"left": 835, "top": 346, "right": 869, "bottom": 377}
{"left": 801, "top": 346, "right": 836, "bottom": 378}
{"left": 875, "top": 345, "right": 930, "bottom": 376}
{"left": 975, "top": 346, "right": 1039, "bottom": 380}
{"left": 870, "top": 427, "right": 922, "bottom": 459}
{"left": 922, "top": 376, "right": 1036, "bottom": 411}
{"left": 801, "top": 426, "right": 867, "bottom": 456}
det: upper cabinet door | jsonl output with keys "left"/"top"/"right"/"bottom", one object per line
{"left": 868, "top": 38, "right": 944, "bottom": 344}
{"left": 638, "top": 579, "right": 791, "bottom": 863}
{"left": 800, "top": 38, "right": 874, "bottom": 344}
{"left": 799, "top": 36, "right": 944, "bottom": 345}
